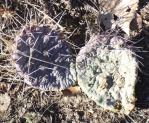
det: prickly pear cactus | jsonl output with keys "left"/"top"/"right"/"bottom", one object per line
{"left": 12, "top": 26, "right": 76, "bottom": 91}
{"left": 76, "top": 34, "right": 138, "bottom": 114}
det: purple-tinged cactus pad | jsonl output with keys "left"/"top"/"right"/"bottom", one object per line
{"left": 76, "top": 35, "right": 138, "bottom": 114}
{"left": 12, "top": 26, "right": 76, "bottom": 91}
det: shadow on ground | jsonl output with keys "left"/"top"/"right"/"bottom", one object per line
{"left": 132, "top": 29, "right": 149, "bottom": 108}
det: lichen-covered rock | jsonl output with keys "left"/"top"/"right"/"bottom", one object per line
{"left": 76, "top": 34, "right": 138, "bottom": 114}
{"left": 98, "top": 0, "right": 138, "bottom": 35}
{"left": 141, "top": 2, "right": 149, "bottom": 27}
{"left": 12, "top": 26, "right": 76, "bottom": 91}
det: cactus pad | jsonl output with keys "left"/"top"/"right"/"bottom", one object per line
{"left": 12, "top": 26, "right": 76, "bottom": 91}
{"left": 76, "top": 35, "right": 138, "bottom": 114}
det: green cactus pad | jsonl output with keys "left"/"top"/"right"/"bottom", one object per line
{"left": 76, "top": 35, "right": 138, "bottom": 114}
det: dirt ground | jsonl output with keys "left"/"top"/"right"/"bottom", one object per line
{"left": 0, "top": 0, "right": 149, "bottom": 123}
